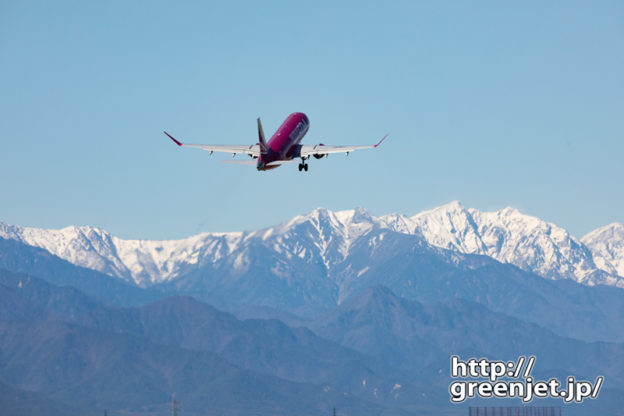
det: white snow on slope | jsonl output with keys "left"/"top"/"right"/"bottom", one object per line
{"left": 405, "top": 201, "right": 621, "bottom": 287}
{"left": 1, "top": 202, "right": 623, "bottom": 288}
{"left": 0, "top": 222, "right": 242, "bottom": 286}
{"left": 582, "top": 223, "right": 624, "bottom": 279}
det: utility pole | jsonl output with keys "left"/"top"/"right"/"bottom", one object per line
{"left": 172, "top": 393, "right": 179, "bottom": 416}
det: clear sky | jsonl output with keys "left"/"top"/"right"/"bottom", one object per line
{"left": 1, "top": 1, "right": 623, "bottom": 239}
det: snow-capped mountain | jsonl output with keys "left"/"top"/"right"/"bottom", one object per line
{"left": 0, "top": 207, "right": 384, "bottom": 287}
{"left": 582, "top": 223, "right": 624, "bottom": 278}
{"left": 404, "top": 201, "right": 622, "bottom": 287}
{"left": 1, "top": 202, "right": 623, "bottom": 288}
{"left": 0, "top": 221, "right": 243, "bottom": 286}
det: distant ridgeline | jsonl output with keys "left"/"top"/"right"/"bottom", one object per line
{"left": 1, "top": 202, "right": 623, "bottom": 290}
{"left": 0, "top": 203, "right": 623, "bottom": 415}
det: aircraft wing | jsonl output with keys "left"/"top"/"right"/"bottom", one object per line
{"left": 164, "top": 131, "right": 261, "bottom": 157}
{"left": 298, "top": 134, "right": 387, "bottom": 158}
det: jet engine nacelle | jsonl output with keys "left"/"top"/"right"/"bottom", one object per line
{"left": 313, "top": 144, "right": 326, "bottom": 159}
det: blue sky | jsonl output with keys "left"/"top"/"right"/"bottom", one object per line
{"left": 1, "top": 1, "right": 623, "bottom": 239}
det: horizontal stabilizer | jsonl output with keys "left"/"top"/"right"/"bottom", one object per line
{"left": 220, "top": 160, "right": 257, "bottom": 165}
{"left": 220, "top": 160, "right": 297, "bottom": 167}
{"left": 267, "top": 160, "right": 297, "bottom": 165}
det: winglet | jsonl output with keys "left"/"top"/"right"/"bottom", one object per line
{"left": 164, "top": 131, "right": 183, "bottom": 146}
{"left": 374, "top": 134, "right": 388, "bottom": 148}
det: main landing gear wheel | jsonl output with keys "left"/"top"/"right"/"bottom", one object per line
{"left": 298, "top": 162, "right": 309, "bottom": 172}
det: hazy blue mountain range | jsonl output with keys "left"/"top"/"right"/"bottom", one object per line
{"left": 311, "top": 284, "right": 624, "bottom": 416}
{"left": 311, "top": 285, "right": 624, "bottom": 384}
{"left": 1, "top": 317, "right": 398, "bottom": 416}
{"left": 0, "top": 379, "right": 96, "bottom": 416}
{"left": 0, "top": 270, "right": 438, "bottom": 415}
{"left": 1, "top": 270, "right": 623, "bottom": 416}
{"left": 0, "top": 237, "right": 163, "bottom": 306}
{"left": 2, "top": 207, "right": 624, "bottom": 343}
{"left": 1, "top": 204, "right": 624, "bottom": 415}
{"left": 0, "top": 270, "right": 418, "bottom": 401}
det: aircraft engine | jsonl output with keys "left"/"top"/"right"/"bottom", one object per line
{"left": 313, "top": 144, "right": 326, "bottom": 159}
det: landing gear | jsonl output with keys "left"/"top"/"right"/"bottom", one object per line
{"left": 298, "top": 157, "right": 309, "bottom": 172}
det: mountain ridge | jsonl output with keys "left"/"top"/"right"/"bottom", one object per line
{"left": 0, "top": 269, "right": 437, "bottom": 415}
{"left": 1, "top": 202, "right": 622, "bottom": 288}
{"left": 2, "top": 269, "right": 622, "bottom": 416}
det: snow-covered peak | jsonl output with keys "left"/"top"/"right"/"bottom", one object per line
{"left": 333, "top": 207, "right": 373, "bottom": 224}
{"left": 377, "top": 213, "right": 419, "bottom": 235}
{"left": 409, "top": 204, "right": 623, "bottom": 287}
{"left": 582, "top": 223, "right": 624, "bottom": 278}
{"left": 274, "top": 207, "right": 333, "bottom": 233}
{"left": 279, "top": 207, "right": 373, "bottom": 230}
{"left": 0, "top": 221, "right": 243, "bottom": 286}
{"left": 0, "top": 222, "right": 133, "bottom": 280}
{"left": 268, "top": 207, "right": 375, "bottom": 237}
{"left": 110, "top": 231, "right": 244, "bottom": 285}
{"left": 410, "top": 201, "right": 484, "bottom": 253}
{"left": 2, "top": 204, "right": 623, "bottom": 289}
{"left": 258, "top": 207, "right": 379, "bottom": 266}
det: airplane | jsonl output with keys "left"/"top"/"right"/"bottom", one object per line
{"left": 164, "top": 112, "right": 386, "bottom": 172}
